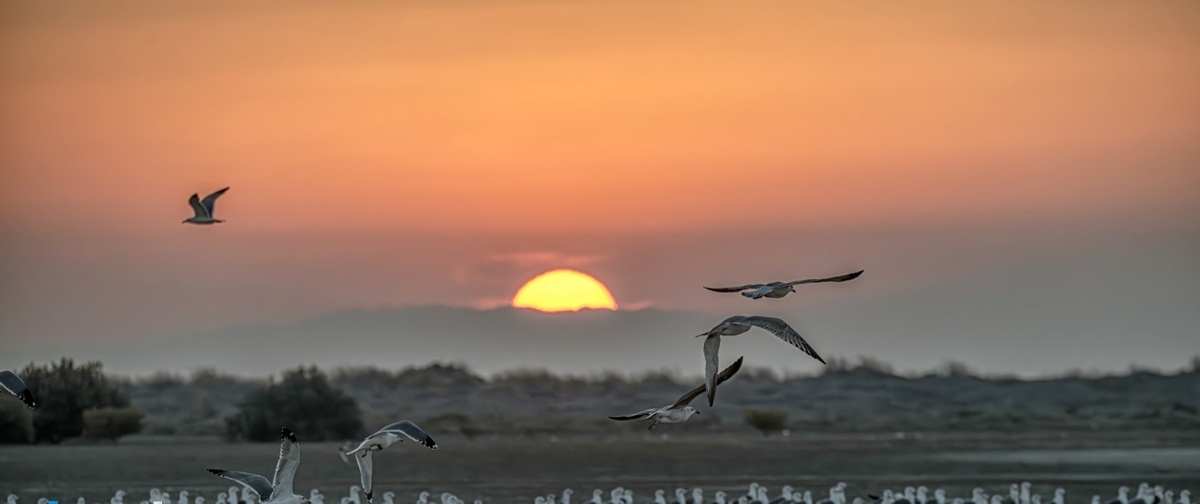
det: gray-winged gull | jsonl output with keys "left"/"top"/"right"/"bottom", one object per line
{"left": 183, "top": 187, "right": 230, "bottom": 225}
{"left": 609, "top": 357, "right": 744, "bottom": 431}
{"left": 344, "top": 420, "right": 439, "bottom": 504}
{"left": 207, "top": 427, "right": 307, "bottom": 504}
{"left": 0, "top": 370, "right": 36, "bottom": 409}
{"left": 704, "top": 270, "right": 863, "bottom": 299}
{"left": 697, "top": 315, "right": 825, "bottom": 405}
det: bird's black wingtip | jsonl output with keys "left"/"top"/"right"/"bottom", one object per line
{"left": 281, "top": 427, "right": 297, "bottom": 442}
{"left": 207, "top": 468, "right": 224, "bottom": 475}
{"left": 20, "top": 390, "right": 36, "bottom": 408}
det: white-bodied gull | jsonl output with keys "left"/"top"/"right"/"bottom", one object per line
{"left": 609, "top": 357, "right": 744, "bottom": 431}
{"left": 0, "top": 370, "right": 36, "bottom": 409}
{"left": 183, "top": 187, "right": 230, "bottom": 225}
{"left": 207, "top": 427, "right": 308, "bottom": 504}
{"left": 704, "top": 270, "right": 863, "bottom": 299}
{"left": 697, "top": 315, "right": 825, "bottom": 405}
{"left": 344, "top": 420, "right": 439, "bottom": 504}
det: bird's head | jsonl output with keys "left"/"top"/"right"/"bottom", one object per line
{"left": 684, "top": 406, "right": 699, "bottom": 417}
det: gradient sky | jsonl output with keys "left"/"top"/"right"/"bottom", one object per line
{"left": 1, "top": 1, "right": 1197, "bottom": 376}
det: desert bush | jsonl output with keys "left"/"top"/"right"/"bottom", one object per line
{"left": 224, "top": 366, "right": 362, "bottom": 442}
{"left": 20, "top": 358, "right": 131, "bottom": 444}
{"left": 743, "top": 407, "right": 789, "bottom": 436}
{"left": 0, "top": 400, "right": 34, "bottom": 444}
{"left": 82, "top": 407, "right": 145, "bottom": 442}
{"left": 938, "top": 360, "right": 973, "bottom": 377}
{"left": 189, "top": 368, "right": 245, "bottom": 389}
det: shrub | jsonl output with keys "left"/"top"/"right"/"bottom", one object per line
{"left": 224, "top": 366, "right": 362, "bottom": 442}
{"left": 743, "top": 407, "right": 789, "bottom": 437}
{"left": 82, "top": 407, "right": 145, "bottom": 442}
{"left": 20, "top": 358, "right": 131, "bottom": 444}
{"left": 0, "top": 400, "right": 34, "bottom": 444}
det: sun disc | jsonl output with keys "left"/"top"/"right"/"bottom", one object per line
{"left": 512, "top": 269, "right": 618, "bottom": 312}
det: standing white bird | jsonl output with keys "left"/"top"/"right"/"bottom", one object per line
{"left": 0, "top": 370, "right": 36, "bottom": 408}
{"left": 608, "top": 357, "right": 745, "bottom": 431}
{"left": 183, "top": 187, "right": 230, "bottom": 224}
{"left": 696, "top": 315, "right": 825, "bottom": 405}
{"left": 343, "top": 420, "right": 439, "bottom": 504}
{"left": 207, "top": 427, "right": 308, "bottom": 504}
{"left": 704, "top": 270, "right": 864, "bottom": 299}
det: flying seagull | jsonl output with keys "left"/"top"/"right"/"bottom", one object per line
{"left": 703, "top": 270, "right": 864, "bottom": 299}
{"left": 0, "top": 370, "right": 36, "bottom": 409}
{"left": 183, "top": 187, "right": 230, "bottom": 224}
{"left": 337, "top": 440, "right": 355, "bottom": 464}
{"left": 609, "top": 356, "right": 744, "bottom": 431}
{"left": 697, "top": 315, "right": 825, "bottom": 406}
{"left": 207, "top": 427, "right": 307, "bottom": 504}
{"left": 344, "top": 420, "right": 439, "bottom": 504}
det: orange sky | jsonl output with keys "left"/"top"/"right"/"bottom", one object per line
{"left": 2, "top": 1, "right": 1196, "bottom": 235}
{"left": 1, "top": 1, "right": 1198, "bottom": 374}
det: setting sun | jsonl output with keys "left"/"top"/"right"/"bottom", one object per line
{"left": 512, "top": 269, "right": 618, "bottom": 312}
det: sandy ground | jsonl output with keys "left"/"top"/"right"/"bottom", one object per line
{"left": 1, "top": 431, "right": 1197, "bottom": 504}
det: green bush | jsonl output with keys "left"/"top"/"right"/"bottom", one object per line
{"left": 20, "top": 358, "right": 131, "bottom": 444}
{"left": 743, "top": 407, "right": 789, "bottom": 437}
{"left": 82, "top": 408, "right": 145, "bottom": 442}
{"left": 0, "top": 400, "right": 34, "bottom": 444}
{"left": 224, "top": 366, "right": 363, "bottom": 442}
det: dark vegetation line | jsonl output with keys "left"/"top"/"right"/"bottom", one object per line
{"left": 2, "top": 356, "right": 1198, "bottom": 445}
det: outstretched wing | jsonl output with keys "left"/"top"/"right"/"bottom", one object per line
{"left": 374, "top": 420, "right": 438, "bottom": 450}
{"left": 739, "top": 316, "right": 826, "bottom": 364}
{"left": 607, "top": 408, "right": 657, "bottom": 421}
{"left": 355, "top": 450, "right": 374, "bottom": 504}
{"left": 187, "top": 193, "right": 208, "bottom": 218}
{"left": 703, "top": 283, "right": 764, "bottom": 293}
{"left": 0, "top": 370, "right": 36, "bottom": 409}
{"left": 200, "top": 187, "right": 230, "bottom": 216}
{"left": 702, "top": 334, "right": 721, "bottom": 406}
{"left": 207, "top": 470, "right": 273, "bottom": 501}
{"left": 784, "top": 269, "right": 863, "bottom": 287}
{"left": 673, "top": 356, "right": 744, "bottom": 408}
{"left": 271, "top": 427, "right": 300, "bottom": 497}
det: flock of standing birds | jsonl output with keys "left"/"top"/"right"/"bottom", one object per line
{"left": 2, "top": 188, "right": 1184, "bottom": 504}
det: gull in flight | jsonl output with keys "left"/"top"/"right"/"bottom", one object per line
{"left": 207, "top": 428, "right": 308, "bottom": 504}
{"left": 344, "top": 420, "right": 439, "bottom": 504}
{"left": 609, "top": 356, "right": 744, "bottom": 431}
{"left": 703, "top": 269, "right": 864, "bottom": 299}
{"left": 183, "top": 187, "right": 230, "bottom": 225}
{"left": 697, "top": 315, "right": 826, "bottom": 406}
{"left": 0, "top": 370, "right": 36, "bottom": 409}
{"left": 337, "top": 440, "right": 355, "bottom": 464}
